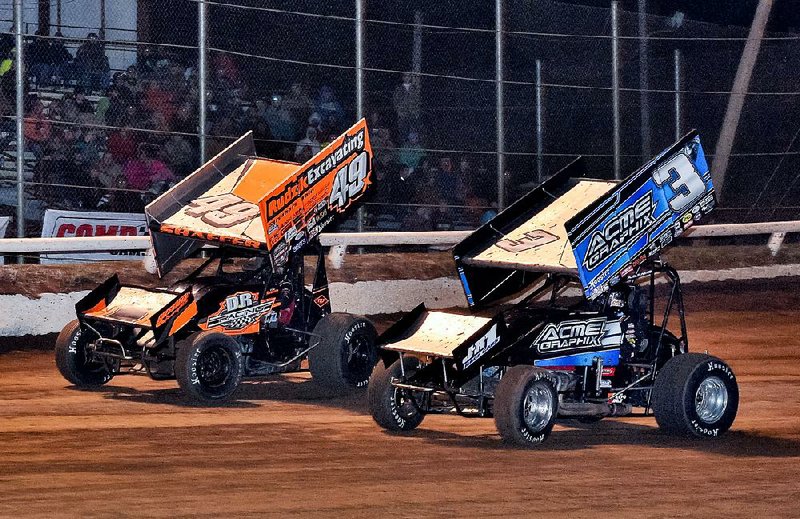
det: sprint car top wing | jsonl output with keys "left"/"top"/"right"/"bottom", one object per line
{"left": 453, "top": 159, "right": 616, "bottom": 308}
{"left": 453, "top": 131, "right": 712, "bottom": 308}
{"left": 146, "top": 119, "right": 373, "bottom": 276}
{"left": 565, "top": 130, "right": 713, "bottom": 300}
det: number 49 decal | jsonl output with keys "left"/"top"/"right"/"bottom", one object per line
{"left": 329, "top": 152, "right": 369, "bottom": 211}
{"left": 186, "top": 193, "right": 260, "bottom": 228}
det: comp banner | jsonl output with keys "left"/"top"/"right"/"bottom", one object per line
{"left": 41, "top": 209, "right": 147, "bottom": 264}
{"left": 566, "top": 132, "right": 714, "bottom": 300}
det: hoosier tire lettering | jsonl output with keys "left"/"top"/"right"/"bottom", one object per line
{"left": 54, "top": 319, "right": 113, "bottom": 388}
{"left": 175, "top": 331, "right": 244, "bottom": 402}
{"left": 652, "top": 353, "right": 739, "bottom": 438}
{"left": 368, "top": 357, "right": 425, "bottom": 432}
{"left": 493, "top": 365, "right": 558, "bottom": 446}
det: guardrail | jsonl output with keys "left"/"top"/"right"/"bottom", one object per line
{"left": 0, "top": 221, "right": 797, "bottom": 268}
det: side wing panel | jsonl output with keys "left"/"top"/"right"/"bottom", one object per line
{"left": 565, "top": 131, "right": 714, "bottom": 299}
{"left": 259, "top": 119, "right": 373, "bottom": 265}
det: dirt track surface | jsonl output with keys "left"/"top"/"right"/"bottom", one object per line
{"left": 2, "top": 283, "right": 800, "bottom": 518}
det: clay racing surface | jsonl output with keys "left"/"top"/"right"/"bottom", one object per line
{"left": 1, "top": 280, "right": 800, "bottom": 518}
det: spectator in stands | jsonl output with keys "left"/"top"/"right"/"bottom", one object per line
{"left": 75, "top": 129, "right": 102, "bottom": 171}
{"left": 283, "top": 82, "right": 313, "bottom": 126}
{"left": 48, "top": 32, "right": 72, "bottom": 84}
{"left": 143, "top": 79, "right": 177, "bottom": 127}
{"left": 393, "top": 72, "right": 421, "bottom": 139}
{"left": 107, "top": 126, "right": 139, "bottom": 165}
{"left": 27, "top": 31, "right": 53, "bottom": 86}
{"left": 250, "top": 117, "right": 277, "bottom": 158}
{"left": 315, "top": 86, "right": 343, "bottom": 130}
{"left": 295, "top": 126, "right": 321, "bottom": 162}
{"left": 0, "top": 48, "right": 16, "bottom": 97}
{"left": 161, "top": 134, "right": 194, "bottom": 177}
{"left": 124, "top": 144, "right": 175, "bottom": 191}
{"left": 23, "top": 98, "right": 51, "bottom": 158}
{"left": 398, "top": 130, "right": 425, "bottom": 174}
{"left": 73, "top": 88, "right": 94, "bottom": 114}
{"left": 263, "top": 94, "right": 295, "bottom": 144}
{"left": 97, "top": 86, "right": 125, "bottom": 126}
{"left": 60, "top": 91, "right": 80, "bottom": 122}
{"left": 74, "top": 33, "right": 109, "bottom": 92}
{"left": 91, "top": 152, "right": 127, "bottom": 210}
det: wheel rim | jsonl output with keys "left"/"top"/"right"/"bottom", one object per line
{"left": 392, "top": 388, "right": 419, "bottom": 419}
{"left": 345, "top": 333, "right": 373, "bottom": 383}
{"left": 695, "top": 376, "right": 728, "bottom": 423}
{"left": 197, "top": 345, "right": 233, "bottom": 389}
{"left": 523, "top": 383, "right": 554, "bottom": 432}
{"left": 75, "top": 330, "right": 109, "bottom": 374}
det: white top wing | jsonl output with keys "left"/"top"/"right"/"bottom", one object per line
{"left": 464, "top": 180, "right": 616, "bottom": 273}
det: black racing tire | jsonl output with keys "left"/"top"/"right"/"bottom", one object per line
{"left": 54, "top": 319, "right": 113, "bottom": 387}
{"left": 494, "top": 365, "right": 558, "bottom": 446}
{"left": 308, "top": 313, "right": 378, "bottom": 393}
{"left": 175, "top": 331, "right": 243, "bottom": 402}
{"left": 652, "top": 353, "right": 739, "bottom": 438}
{"left": 368, "top": 357, "right": 425, "bottom": 432}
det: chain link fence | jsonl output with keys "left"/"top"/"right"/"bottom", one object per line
{"left": 0, "top": 0, "right": 798, "bottom": 240}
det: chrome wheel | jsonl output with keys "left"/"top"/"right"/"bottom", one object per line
{"left": 523, "top": 383, "right": 554, "bottom": 432}
{"left": 695, "top": 376, "right": 728, "bottom": 423}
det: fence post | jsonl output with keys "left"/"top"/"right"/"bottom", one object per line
{"left": 495, "top": 0, "right": 505, "bottom": 208}
{"left": 198, "top": 0, "right": 208, "bottom": 164}
{"left": 674, "top": 48, "right": 681, "bottom": 141}
{"left": 638, "top": 0, "right": 650, "bottom": 157}
{"left": 611, "top": 0, "right": 620, "bottom": 180}
{"left": 14, "top": 0, "right": 25, "bottom": 243}
{"left": 355, "top": 0, "right": 365, "bottom": 232}
{"left": 535, "top": 59, "right": 543, "bottom": 184}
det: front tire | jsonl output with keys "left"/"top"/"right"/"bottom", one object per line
{"left": 652, "top": 353, "right": 739, "bottom": 438}
{"left": 309, "top": 313, "right": 377, "bottom": 393}
{"left": 175, "top": 332, "right": 243, "bottom": 402}
{"left": 54, "top": 319, "right": 113, "bottom": 387}
{"left": 368, "top": 358, "right": 425, "bottom": 432}
{"left": 494, "top": 366, "right": 558, "bottom": 446}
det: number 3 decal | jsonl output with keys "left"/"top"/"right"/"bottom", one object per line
{"left": 651, "top": 153, "right": 706, "bottom": 213}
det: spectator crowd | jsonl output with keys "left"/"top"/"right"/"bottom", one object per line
{"left": 0, "top": 32, "right": 495, "bottom": 230}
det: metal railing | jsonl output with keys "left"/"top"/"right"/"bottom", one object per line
{"left": 0, "top": 220, "right": 797, "bottom": 269}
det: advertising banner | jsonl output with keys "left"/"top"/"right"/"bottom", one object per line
{"left": 41, "top": 209, "right": 147, "bottom": 264}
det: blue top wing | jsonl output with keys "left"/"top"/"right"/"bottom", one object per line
{"left": 565, "top": 131, "right": 714, "bottom": 300}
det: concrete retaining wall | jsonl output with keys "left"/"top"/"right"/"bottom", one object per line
{"left": 2, "top": 261, "right": 800, "bottom": 337}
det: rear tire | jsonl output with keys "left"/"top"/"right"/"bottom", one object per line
{"left": 368, "top": 358, "right": 425, "bottom": 432}
{"left": 652, "top": 353, "right": 738, "bottom": 438}
{"left": 309, "top": 313, "right": 377, "bottom": 393}
{"left": 175, "top": 332, "right": 243, "bottom": 402}
{"left": 494, "top": 366, "right": 558, "bottom": 446}
{"left": 54, "top": 319, "right": 113, "bottom": 387}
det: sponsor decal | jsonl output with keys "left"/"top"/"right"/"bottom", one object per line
{"left": 328, "top": 150, "right": 369, "bottom": 212}
{"left": 185, "top": 193, "right": 259, "bottom": 228}
{"left": 41, "top": 209, "right": 147, "bottom": 264}
{"left": 568, "top": 135, "right": 714, "bottom": 300}
{"left": 533, "top": 318, "right": 608, "bottom": 353}
{"left": 313, "top": 294, "right": 330, "bottom": 308}
{"left": 155, "top": 292, "right": 192, "bottom": 328}
{"left": 306, "top": 129, "right": 366, "bottom": 186}
{"left": 496, "top": 230, "right": 559, "bottom": 253}
{"left": 462, "top": 324, "right": 501, "bottom": 369}
{"left": 205, "top": 291, "right": 276, "bottom": 332}
{"left": 259, "top": 120, "right": 373, "bottom": 264}
{"left": 158, "top": 224, "right": 265, "bottom": 250}
{"left": 585, "top": 192, "right": 655, "bottom": 271}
